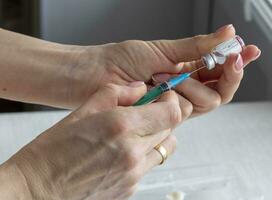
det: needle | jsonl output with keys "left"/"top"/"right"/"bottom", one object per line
{"left": 133, "top": 65, "right": 207, "bottom": 106}
{"left": 190, "top": 66, "right": 206, "bottom": 74}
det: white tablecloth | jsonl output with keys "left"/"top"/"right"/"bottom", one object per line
{"left": 0, "top": 102, "right": 272, "bottom": 198}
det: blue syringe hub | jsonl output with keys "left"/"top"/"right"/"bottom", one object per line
{"left": 168, "top": 73, "right": 191, "bottom": 89}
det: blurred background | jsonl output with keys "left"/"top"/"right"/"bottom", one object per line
{"left": 0, "top": 0, "right": 271, "bottom": 112}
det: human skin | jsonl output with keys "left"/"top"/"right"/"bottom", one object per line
{"left": 0, "top": 24, "right": 261, "bottom": 199}
{"left": 0, "top": 25, "right": 261, "bottom": 113}
{"left": 0, "top": 83, "right": 190, "bottom": 200}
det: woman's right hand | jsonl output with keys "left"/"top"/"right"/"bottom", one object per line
{"left": 3, "top": 82, "right": 192, "bottom": 200}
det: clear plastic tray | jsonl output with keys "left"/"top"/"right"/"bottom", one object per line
{"left": 130, "top": 164, "right": 264, "bottom": 200}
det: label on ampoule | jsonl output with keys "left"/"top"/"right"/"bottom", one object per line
{"left": 213, "top": 37, "right": 243, "bottom": 57}
{"left": 202, "top": 36, "right": 245, "bottom": 70}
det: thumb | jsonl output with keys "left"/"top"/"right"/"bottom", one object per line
{"left": 112, "top": 81, "right": 147, "bottom": 106}
{"left": 77, "top": 82, "right": 147, "bottom": 115}
{"left": 151, "top": 24, "right": 236, "bottom": 64}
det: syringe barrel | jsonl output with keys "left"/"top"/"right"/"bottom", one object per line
{"left": 133, "top": 83, "right": 169, "bottom": 106}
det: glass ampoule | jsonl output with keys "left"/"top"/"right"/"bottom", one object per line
{"left": 202, "top": 36, "right": 245, "bottom": 70}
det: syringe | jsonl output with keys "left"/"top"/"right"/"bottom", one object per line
{"left": 133, "top": 67, "right": 205, "bottom": 106}
{"left": 133, "top": 36, "right": 245, "bottom": 106}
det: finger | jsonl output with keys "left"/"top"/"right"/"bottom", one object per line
{"left": 174, "top": 78, "right": 221, "bottom": 114}
{"left": 141, "top": 129, "right": 172, "bottom": 153}
{"left": 197, "top": 45, "right": 261, "bottom": 82}
{"left": 216, "top": 54, "right": 244, "bottom": 104}
{"left": 129, "top": 91, "right": 181, "bottom": 136}
{"left": 151, "top": 61, "right": 203, "bottom": 84}
{"left": 151, "top": 63, "right": 184, "bottom": 84}
{"left": 144, "top": 135, "right": 177, "bottom": 172}
{"left": 118, "top": 40, "right": 185, "bottom": 78}
{"left": 150, "top": 24, "right": 235, "bottom": 63}
{"left": 152, "top": 73, "right": 174, "bottom": 85}
{"left": 151, "top": 60, "right": 209, "bottom": 84}
{"left": 183, "top": 59, "right": 203, "bottom": 72}
{"left": 78, "top": 83, "right": 147, "bottom": 115}
{"left": 151, "top": 44, "right": 260, "bottom": 84}
{"left": 176, "top": 95, "right": 193, "bottom": 121}
{"left": 204, "top": 80, "right": 219, "bottom": 90}
{"left": 240, "top": 45, "right": 261, "bottom": 66}
{"left": 183, "top": 60, "right": 204, "bottom": 79}
{"left": 216, "top": 46, "right": 260, "bottom": 105}
{"left": 140, "top": 97, "right": 191, "bottom": 153}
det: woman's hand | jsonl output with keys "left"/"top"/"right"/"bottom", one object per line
{"left": 1, "top": 83, "right": 192, "bottom": 200}
{"left": 0, "top": 25, "right": 260, "bottom": 114}
{"left": 69, "top": 24, "right": 260, "bottom": 116}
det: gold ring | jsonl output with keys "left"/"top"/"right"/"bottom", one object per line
{"left": 154, "top": 144, "right": 168, "bottom": 165}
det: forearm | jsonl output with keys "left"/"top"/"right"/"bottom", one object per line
{"left": 0, "top": 28, "right": 99, "bottom": 109}
{"left": 0, "top": 162, "right": 32, "bottom": 200}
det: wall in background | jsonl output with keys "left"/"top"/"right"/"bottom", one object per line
{"left": 41, "top": 0, "right": 272, "bottom": 102}
{"left": 0, "top": 0, "right": 39, "bottom": 36}
{"left": 40, "top": 0, "right": 194, "bottom": 45}
{"left": 211, "top": 0, "right": 272, "bottom": 101}
{"left": 0, "top": 0, "right": 39, "bottom": 112}
{"left": 0, "top": 0, "right": 195, "bottom": 112}
{"left": 0, "top": 0, "right": 270, "bottom": 112}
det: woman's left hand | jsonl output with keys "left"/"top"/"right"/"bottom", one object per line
{"left": 68, "top": 24, "right": 260, "bottom": 118}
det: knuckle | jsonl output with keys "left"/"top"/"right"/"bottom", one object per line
{"left": 221, "top": 95, "right": 234, "bottom": 105}
{"left": 220, "top": 73, "right": 243, "bottom": 105}
{"left": 110, "top": 110, "right": 131, "bottom": 136}
{"left": 167, "top": 90, "right": 178, "bottom": 100}
{"left": 192, "top": 34, "right": 209, "bottom": 55}
{"left": 208, "top": 93, "right": 222, "bottom": 110}
{"left": 115, "top": 118, "right": 130, "bottom": 135}
{"left": 192, "top": 34, "right": 204, "bottom": 44}
{"left": 122, "top": 146, "right": 141, "bottom": 170}
{"left": 192, "top": 35, "right": 203, "bottom": 44}
{"left": 104, "top": 83, "right": 120, "bottom": 96}
{"left": 182, "top": 101, "right": 193, "bottom": 120}
{"left": 199, "top": 93, "right": 222, "bottom": 113}
{"left": 166, "top": 101, "right": 182, "bottom": 125}
{"left": 119, "top": 40, "right": 143, "bottom": 48}
{"left": 223, "top": 68, "right": 244, "bottom": 83}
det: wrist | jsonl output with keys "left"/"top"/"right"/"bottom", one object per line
{"left": 4, "top": 146, "right": 60, "bottom": 200}
{"left": 0, "top": 28, "right": 105, "bottom": 109}
{"left": 0, "top": 161, "right": 33, "bottom": 200}
{"left": 60, "top": 44, "right": 106, "bottom": 109}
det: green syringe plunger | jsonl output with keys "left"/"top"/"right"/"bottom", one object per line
{"left": 133, "top": 73, "right": 191, "bottom": 106}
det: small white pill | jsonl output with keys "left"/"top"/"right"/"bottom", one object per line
{"left": 166, "top": 191, "right": 186, "bottom": 200}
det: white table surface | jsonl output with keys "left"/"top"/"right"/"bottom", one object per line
{"left": 0, "top": 102, "right": 272, "bottom": 199}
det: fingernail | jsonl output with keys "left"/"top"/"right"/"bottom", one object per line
{"left": 128, "top": 81, "right": 145, "bottom": 87}
{"left": 254, "top": 49, "right": 261, "bottom": 60}
{"left": 152, "top": 73, "right": 171, "bottom": 83}
{"left": 215, "top": 24, "right": 233, "bottom": 34}
{"left": 175, "top": 62, "right": 184, "bottom": 71}
{"left": 235, "top": 54, "right": 244, "bottom": 72}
